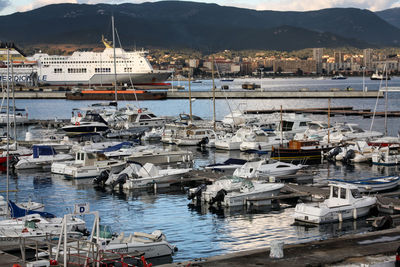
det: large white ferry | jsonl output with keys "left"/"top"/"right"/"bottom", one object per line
{"left": 29, "top": 38, "right": 171, "bottom": 86}
{"left": 0, "top": 40, "right": 172, "bottom": 86}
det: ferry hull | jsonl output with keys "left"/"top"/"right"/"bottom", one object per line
{"left": 40, "top": 72, "right": 172, "bottom": 86}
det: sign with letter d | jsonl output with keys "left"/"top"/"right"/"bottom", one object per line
{"left": 74, "top": 203, "right": 90, "bottom": 214}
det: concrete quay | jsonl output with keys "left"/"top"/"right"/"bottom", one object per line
{"left": 163, "top": 227, "right": 400, "bottom": 267}
{"left": 167, "top": 90, "right": 383, "bottom": 99}
{"left": 7, "top": 90, "right": 383, "bottom": 99}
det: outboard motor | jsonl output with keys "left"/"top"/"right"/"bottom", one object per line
{"left": 210, "top": 189, "right": 227, "bottom": 206}
{"left": 111, "top": 173, "right": 128, "bottom": 190}
{"left": 372, "top": 215, "right": 394, "bottom": 231}
{"left": 188, "top": 184, "right": 207, "bottom": 205}
{"left": 326, "top": 147, "right": 342, "bottom": 161}
{"left": 342, "top": 149, "right": 355, "bottom": 164}
{"left": 197, "top": 136, "right": 209, "bottom": 146}
{"left": 93, "top": 170, "right": 109, "bottom": 187}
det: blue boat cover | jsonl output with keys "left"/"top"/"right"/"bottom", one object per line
{"left": 100, "top": 142, "right": 133, "bottom": 153}
{"left": 8, "top": 200, "right": 56, "bottom": 218}
{"left": 32, "top": 145, "right": 56, "bottom": 158}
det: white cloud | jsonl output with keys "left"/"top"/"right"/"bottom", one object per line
{"left": 0, "top": 0, "right": 10, "bottom": 11}
{"left": 254, "top": 0, "right": 400, "bottom": 11}
{"left": 17, "top": 0, "right": 78, "bottom": 12}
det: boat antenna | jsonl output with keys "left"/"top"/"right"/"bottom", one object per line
{"left": 112, "top": 15, "right": 118, "bottom": 104}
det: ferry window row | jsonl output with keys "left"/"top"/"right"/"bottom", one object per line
{"left": 95, "top": 68, "right": 111, "bottom": 73}
{"left": 42, "top": 60, "right": 139, "bottom": 64}
{"left": 68, "top": 68, "right": 87, "bottom": 73}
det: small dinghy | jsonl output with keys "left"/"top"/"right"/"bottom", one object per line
{"left": 329, "top": 176, "right": 399, "bottom": 193}
{"left": 294, "top": 183, "right": 376, "bottom": 224}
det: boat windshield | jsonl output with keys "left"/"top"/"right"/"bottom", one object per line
{"left": 351, "top": 189, "right": 362, "bottom": 199}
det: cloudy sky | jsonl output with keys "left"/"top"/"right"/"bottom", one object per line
{"left": 0, "top": 0, "right": 399, "bottom": 15}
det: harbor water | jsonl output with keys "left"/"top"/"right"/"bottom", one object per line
{"left": 1, "top": 77, "right": 400, "bottom": 263}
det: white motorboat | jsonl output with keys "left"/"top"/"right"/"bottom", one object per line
{"left": 173, "top": 126, "right": 216, "bottom": 146}
{"left": 233, "top": 159, "right": 304, "bottom": 179}
{"left": 326, "top": 141, "right": 374, "bottom": 163}
{"left": 329, "top": 176, "right": 399, "bottom": 193}
{"left": 275, "top": 113, "right": 312, "bottom": 140}
{"left": 123, "top": 146, "right": 193, "bottom": 165}
{"left": 100, "top": 162, "right": 192, "bottom": 189}
{"left": 52, "top": 150, "right": 126, "bottom": 179}
{"left": 240, "top": 129, "right": 285, "bottom": 152}
{"left": 62, "top": 110, "right": 109, "bottom": 136}
{"left": 123, "top": 107, "right": 170, "bottom": 130}
{"left": 62, "top": 121, "right": 109, "bottom": 136}
{"left": 188, "top": 176, "right": 284, "bottom": 207}
{"left": 371, "top": 70, "right": 390, "bottom": 80}
{"left": 15, "top": 145, "right": 73, "bottom": 170}
{"left": 0, "top": 211, "right": 87, "bottom": 251}
{"left": 142, "top": 127, "right": 163, "bottom": 141}
{"left": 40, "top": 226, "right": 177, "bottom": 260}
{"left": 294, "top": 121, "right": 331, "bottom": 141}
{"left": 205, "top": 158, "right": 248, "bottom": 174}
{"left": 372, "top": 146, "right": 400, "bottom": 166}
{"left": 0, "top": 107, "right": 29, "bottom": 125}
{"left": 323, "top": 123, "right": 383, "bottom": 143}
{"left": 215, "top": 127, "right": 252, "bottom": 150}
{"left": 294, "top": 183, "right": 376, "bottom": 224}
{"left": 71, "top": 140, "right": 129, "bottom": 153}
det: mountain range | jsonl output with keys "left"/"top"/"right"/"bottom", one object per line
{"left": 1, "top": 1, "right": 400, "bottom": 51}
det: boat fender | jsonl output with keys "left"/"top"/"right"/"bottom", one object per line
{"left": 75, "top": 121, "right": 80, "bottom": 126}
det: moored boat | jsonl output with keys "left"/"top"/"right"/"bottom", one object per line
{"left": 329, "top": 176, "right": 399, "bottom": 193}
{"left": 294, "top": 183, "right": 376, "bottom": 224}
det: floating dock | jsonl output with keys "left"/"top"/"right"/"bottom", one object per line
{"left": 161, "top": 227, "right": 400, "bottom": 267}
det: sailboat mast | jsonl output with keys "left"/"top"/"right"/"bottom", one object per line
{"left": 112, "top": 15, "right": 118, "bottom": 103}
{"left": 384, "top": 65, "right": 388, "bottom": 136}
{"left": 11, "top": 60, "right": 16, "bottom": 146}
{"left": 6, "top": 48, "right": 10, "bottom": 214}
{"left": 212, "top": 56, "right": 216, "bottom": 131}
{"left": 328, "top": 98, "right": 331, "bottom": 144}
{"left": 188, "top": 68, "right": 192, "bottom": 122}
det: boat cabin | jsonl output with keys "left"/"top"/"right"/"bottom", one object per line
{"left": 326, "top": 183, "right": 362, "bottom": 208}
{"left": 288, "top": 140, "right": 320, "bottom": 150}
{"left": 75, "top": 151, "right": 99, "bottom": 166}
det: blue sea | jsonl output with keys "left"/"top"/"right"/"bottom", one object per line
{"left": 1, "top": 76, "right": 400, "bottom": 264}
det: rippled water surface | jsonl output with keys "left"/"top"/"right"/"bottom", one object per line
{"left": 1, "top": 77, "right": 400, "bottom": 263}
